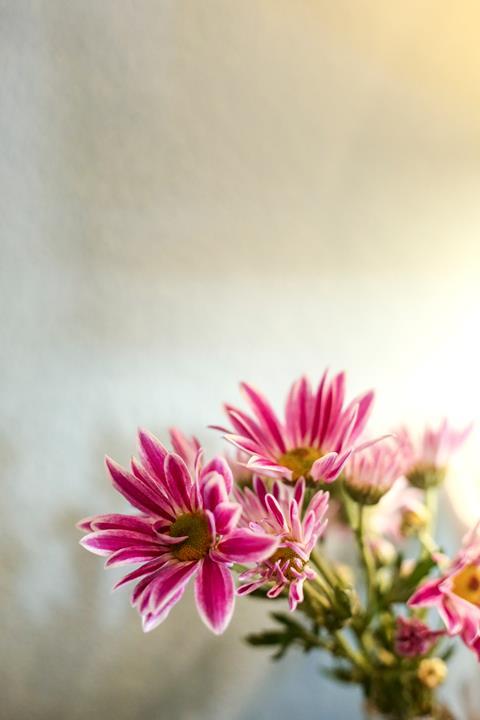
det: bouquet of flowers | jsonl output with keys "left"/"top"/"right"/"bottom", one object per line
{"left": 78, "top": 371, "right": 475, "bottom": 720}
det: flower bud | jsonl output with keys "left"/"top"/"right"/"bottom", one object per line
{"left": 407, "top": 464, "right": 446, "bottom": 490}
{"left": 417, "top": 658, "right": 447, "bottom": 689}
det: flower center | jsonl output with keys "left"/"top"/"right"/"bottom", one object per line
{"left": 278, "top": 447, "right": 323, "bottom": 480}
{"left": 269, "top": 546, "right": 304, "bottom": 580}
{"left": 451, "top": 564, "right": 480, "bottom": 606}
{"left": 169, "top": 512, "right": 212, "bottom": 562}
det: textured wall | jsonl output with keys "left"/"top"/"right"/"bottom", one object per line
{"left": 1, "top": 2, "right": 480, "bottom": 719}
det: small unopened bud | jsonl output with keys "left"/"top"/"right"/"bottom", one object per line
{"left": 400, "top": 505, "right": 429, "bottom": 536}
{"left": 417, "top": 658, "right": 447, "bottom": 689}
{"left": 407, "top": 464, "right": 446, "bottom": 490}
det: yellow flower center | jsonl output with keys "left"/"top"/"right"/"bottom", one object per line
{"left": 451, "top": 564, "right": 480, "bottom": 606}
{"left": 169, "top": 512, "right": 212, "bottom": 562}
{"left": 278, "top": 447, "right": 323, "bottom": 481}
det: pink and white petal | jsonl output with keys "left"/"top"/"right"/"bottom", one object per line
{"left": 149, "top": 561, "right": 199, "bottom": 613}
{"left": 164, "top": 453, "right": 195, "bottom": 511}
{"left": 80, "top": 529, "right": 161, "bottom": 556}
{"left": 76, "top": 516, "right": 96, "bottom": 532}
{"left": 216, "top": 528, "right": 279, "bottom": 563}
{"left": 224, "top": 406, "right": 276, "bottom": 457}
{"left": 408, "top": 579, "right": 443, "bottom": 608}
{"left": 310, "top": 452, "right": 341, "bottom": 483}
{"left": 137, "top": 428, "right": 169, "bottom": 482}
{"left": 309, "top": 371, "right": 328, "bottom": 445}
{"left": 113, "top": 558, "right": 168, "bottom": 590}
{"left": 237, "top": 580, "right": 264, "bottom": 596}
{"left": 265, "top": 494, "right": 288, "bottom": 531}
{"left": 348, "top": 390, "right": 375, "bottom": 443}
{"left": 195, "top": 556, "right": 235, "bottom": 634}
{"left": 214, "top": 502, "right": 242, "bottom": 536}
{"left": 240, "top": 382, "right": 287, "bottom": 453}
{"left": 438, "top": 597, "right": 463, "bottom": 636}
{"left": 202, "top": 473, "right": 229, "bottom": 512}
{"left": 141, "top": 586, "right": 185, "bottom": 632}
{"left": 105, "top": 547, "right": 163, "bottom": 567}
{"left": 169, "top": 428, "right": 200, "bottom": 471}
{"left": 201, "top": 456, "right": 234, "bottom": 494}
{"left": 89, "top": 513, "right": 157, "bottom": 536}
{"left": 285, "top": 378, "right": 302, "bottom": 447}
{"left": 106, "top": 457, "right": 169, "bottom": 517}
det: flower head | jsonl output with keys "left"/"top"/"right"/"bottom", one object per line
{"left": 343, "top": 439, "right": 404, "bottom": 505}
{"left": 216, "top": 371, "right": 376, "bottom": 485}
{"left": 235, "top": 477, "right": 329, "bottom": 610}
{"left": 78, "top": 429, "right": 278, "bottom": 634}
{"left": 394, "top": 616, "right": 444, "bottom": 657}
{"left": 408, "top": 521, "right": 480, "bottom": 659}
{"left": 399, "top": 420, "right": 471, "bottom": 489}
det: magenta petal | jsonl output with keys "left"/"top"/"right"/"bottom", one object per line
{"left": 310, "top": 453, "right": 339, "bottom": 482}
{"left": 80, "top": 529, "right": 160, "bottom": 556}
{"left": 265, "top": 494, "right": 288, "bottom": 531}
{"left": 76, "top": 516, "right": 96, "bottom": 531}
{"left": 113, "top": 558, "right": 167, "bottom": 590}
{"left": 194, "top": 555, "right": 235, "bottom": 634}
{"left": 106, "top": 457, "right": 168, "bottom": 517}
{"left": 408, "top": 578, "right": 443, "bottom": 607}
{"left": 88, "top": 513, "right": 156, "bottom": 536}
{"left": 214, "top": 502, "right": 241, "bottom": 536}
{"left": 202, "top": 473, "right": 228, "bottom": 512}
{"left": 201, "top": 456, "right": 234, "bottom": 494}
{"left": 164, "top": 453, "right": 194, "bottom": 510}
{"left": 105, "top": 547, "right": 162, "bottom": 567}
{"left": 138, "top": 428, "right": 168, "bottom": 482}
{"left": 149, "top": 561, "right": 198, "bottom": 612}
{"left": 142, "top": 586, "right": 185, "bottom": 632}
{"left": 216, "top": 528, "right": 279, "bottom": 563}
{"left": 240, "top": 382, "right": 287, "bottom": 453}
{"left": 438, "top": 597, "right": 463, "bottom": 636}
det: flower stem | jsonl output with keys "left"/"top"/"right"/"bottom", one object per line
{"left": 355, "top": 504, "right": 377, "bottom": 612}
{"left": 310, "top": 547, "right": 339, "bottom": 588}
{"left": 333, "top": 630, "right": 370, "bottom": 673}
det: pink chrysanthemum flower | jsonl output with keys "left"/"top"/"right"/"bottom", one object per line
{"left": 343, "top": 440, "right": 404, "bottom": 505}
{"left": 78, "top": 429, "right": 279, "bottom": 634}
{"left": 408, "top": 522, "right": 480, "bottom": 660}
{"left": 394, "top": 616, "right": 444, "bottom": 657}
{"left": 399, "top": 420, "right": 472, "bottom": 489}
{"left": 215, "top": 371, "right": 375, "bottom": 484}
{"left": 235, "top": 477, "right": 329, "bottom": 610}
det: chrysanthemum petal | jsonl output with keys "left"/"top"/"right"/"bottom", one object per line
{"left": 214, "top": 502, "right": 241, "bottom": 536}
{"left": 106, "top": 457, "right": 169, "bottom": 517}
{"left": 138, "top": 428, "right": 168, "bottom": 482}
{"left": 80, "top": 529, "right": 161, "bottom": 557}
{"left": 149, "top": 561, "right": 198, "bottom": 613}
{"left": 201, "top": 456, "right": 234, "bottom": 494}
{"left": 240, "top": 382, "right": 286, "bottom": 453}
{"left": 216, "top": 528, "right": 279, "bottom": 563}
{"left": 164, "top": 453, "right": 195, "bottom": 511}
{"left": 142, "top": 586, "right": 185, "bottom": 632}
{"left": 194, "top": 556, "right": 235, "bottom": 634}
{"left": 408, "top": 578, "right": 443, "bottom": 607}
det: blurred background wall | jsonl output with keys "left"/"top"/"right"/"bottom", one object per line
{"left": 1, "top": 2, "right": 480, "bottom": 718}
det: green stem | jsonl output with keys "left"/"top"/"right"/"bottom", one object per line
{"left": 303, "top": 578, "right": 330, "bottom": 610}
{"left": 355, "top": 504, "right": 377, "bottom": 612}
{"left": 310, "top": 547, "right": 339, "bottom": 588}
{"left": 333, "top": 630, "right": 370, "bottom": 673}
